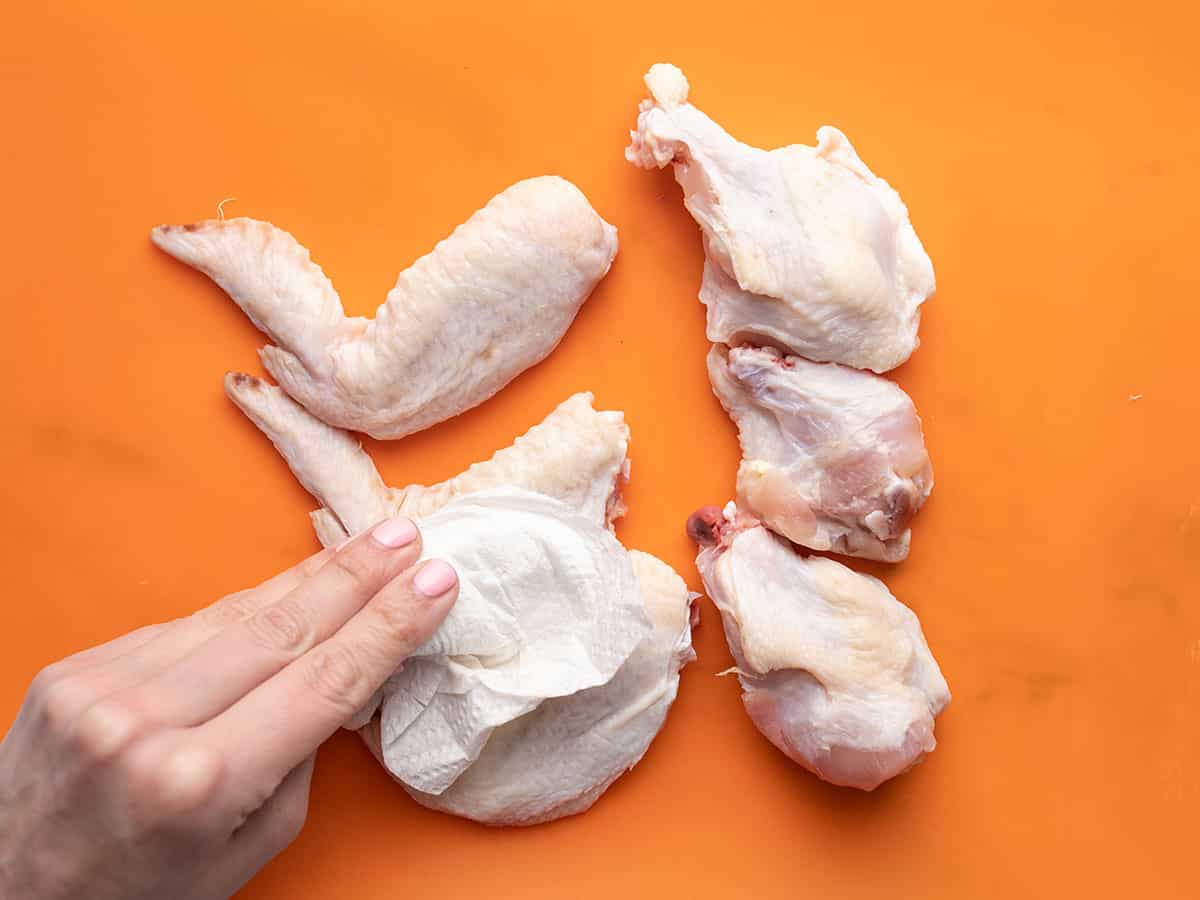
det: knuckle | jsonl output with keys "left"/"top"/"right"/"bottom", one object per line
{"left": 29, "top": 661, "right": 68, "bottom": 699}
{"left": 246, "top": 601, "right": 311, "bottom": 655}
{"left": 198, "top": 590, "right": 261, "bottom": 629}
{"left": 71, "top": 698, "right": 142, "bottom": 762}
{"left": 372, "top": 595, "right": 423, "bottom": 651}
{"left": 36, "top": 674, "right": 91, "bottom": 734}
{"left": 303, "top": 645, "right": 366, "bottom": 713}
{"left": 328, "top": 551, "right": 380, "bottom": 596}
{"left": 128, "top": 743, "right": 223, "bottom": 823}
{"left": 297, "top": 551, "right": 330, "bottom": 580}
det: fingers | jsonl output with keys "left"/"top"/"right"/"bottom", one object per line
{"left": 211, "top": 548, "right": 340, "bottom": 618}
{"left": 150, "top": 541, "right": 339, "bottom": 651}
{"left": 17, "top": 623, "right": 174, "bottom": 740}
{"left": 132, "top": 516, "right": 423, "bottom": 727}
{"left": 54, "top": 622, "right": 173, "bottom": 674}
{"left": 201, "top": 558, "right": 458, "bottom": 792}
{"left": 33, "top": 545, "right": 345, "bottom": 716}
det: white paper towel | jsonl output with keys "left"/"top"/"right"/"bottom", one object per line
{"left": 377, "top": 488, "right": 650, "bottom": 795}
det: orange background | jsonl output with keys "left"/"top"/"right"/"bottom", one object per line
{"left": 2, "top": 1, "right": 1198, "bottom": 897}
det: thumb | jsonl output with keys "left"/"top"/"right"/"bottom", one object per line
{"left": 207, "top": 752, "right": 317, "bottom": 897}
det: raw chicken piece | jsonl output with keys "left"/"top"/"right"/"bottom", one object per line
{"left": 153, "top": 177, "right": 617, "bottom": 438}
{"left": 707, "top": 345, "right": 932, "bottom": 562}
{"left": 225, "top": 374, "right": 696, "bottom": 820}
{"left": 365, "top": 550, "right": 696, "bottom": 825}
{"left": 626, "top": 64, "right": 935, "bottom": 373}
{"left": 227, "top": 373, "right": 633, "bottom": 731}
{"left": 224, "top": 373, "right": 630, "bottom": 541}
{"left": 688, "top": 504, "right": 949, "bottom": 790}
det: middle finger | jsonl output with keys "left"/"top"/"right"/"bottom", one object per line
{"left": 128, "top": 516, "right": 420, "bottom": 726}
{"left": 57, "top": 543, "right": 346, "bottom": 702}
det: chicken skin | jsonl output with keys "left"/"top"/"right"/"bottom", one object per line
{"left": 370, "top": 550, "right": 696, "bottom": 825}
{"left": 224, "top": 374, "right": 696, "bottom": 823}
{"left": 688, "top": 504, "right": 949, "bottom": 791}
{"left": 154, "top": 177, "right": 617, "bottom": 438}
{"left": 224, "top": 374, "right": 630, "bottom": 543}
{"left": 708, "top": 344, "right": 932, "bottom": 562}
{"left": 627, "top": 64, "right": 934, "bottom": 373}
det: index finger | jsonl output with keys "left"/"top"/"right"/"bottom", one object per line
{"left": 199, "top": 558, "right": 458, "bottom": 791}
{"left": 131, "top": 517, "right": 423, "bottom": 727}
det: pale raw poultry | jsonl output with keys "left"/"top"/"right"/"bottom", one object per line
{"left": 708, "top": 344, "right": 932, "bottom": 562}
{"left": 224, "top": 374, "right": 695, "bottom": 824}
{"left": 626, "top": 64, "right": 935, "bottom": 373}
{"left": 688, "top": 504, "right": 949, "bottom": 791}
{"left": 154, "top": 176, "right": 617, "bottom": 438}
{"left": 225, "top": 374, "right": 631, "bottom": 544}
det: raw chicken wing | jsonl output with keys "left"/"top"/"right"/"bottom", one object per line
{"left": 154, "top": 177, "right": 617, "bottom": 437}
{"left": 367, "top": 550, "right": 696, "bottom": 825}
{"left": 688, "top": 504, "right": 949, "bottom": 790}
{"left": 224, "top": 374, "right": 630, "bottom": 541}
{"left": 225, "top": 375, "right": 696, "bottom": 822}
{"left": 626, "top": 64, "right": 934, "bottom": 372}
{"left": 367, "top": 489, "right": 651, "bottom": 796}
{"left": 708, "top": 345, "right": 932, "bottom": 562}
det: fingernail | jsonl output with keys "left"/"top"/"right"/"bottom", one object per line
{"left": 371, "top": 516, "right": 418, "bottom": 549}
{"left": 414, "top": 559, "right": 457, "bottom": 597}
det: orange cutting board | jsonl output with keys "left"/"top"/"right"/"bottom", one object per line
{"left": 2, "top": 2, "right": 1197, "bottom": 897}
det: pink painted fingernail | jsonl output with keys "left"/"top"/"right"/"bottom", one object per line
{"left": 414, "top": 559, "right": 457, "bottom": 597}
{"left": 371, "top": 516, "right": 417, "bottom": 549}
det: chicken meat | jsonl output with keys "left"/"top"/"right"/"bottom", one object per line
{"left": 365, "top": 549, "right": 695, "bottom": 825}
{"left": 688, "top": 504, "right": 949, "bottom": 791}
{"left": 154, "top": 177, "right": 617, "bottom": 438}
{"left": 626, "top": 64, "right": 935, "bottom": 373}
{"left": 224, "top": 373, "right": 630, "bottom": 543}
{"left": 366, "top": 489, "right": 651, "bottom": 796}
{"left": 707, "top": 345, "right": 932, "bottom": 562}
{"left": 225, "top": 374, "right": 696, "bottom": 823}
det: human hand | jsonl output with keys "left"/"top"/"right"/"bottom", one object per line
{"left": 0, "top": 515, "right": 457, "bottom": 900}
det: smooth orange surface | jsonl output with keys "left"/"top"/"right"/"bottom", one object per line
{"left": 2, "top": 2, "right": 1198, "bottom": 897}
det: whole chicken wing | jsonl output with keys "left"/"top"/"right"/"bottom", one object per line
{"left": 225, "top": 375, "right": 695, "bottom": 824}
{"left": 154, "top": 177, "right": 617, "bottom": 438}
{"left": 375, "top": 550, "right": 696, "bottom": 825}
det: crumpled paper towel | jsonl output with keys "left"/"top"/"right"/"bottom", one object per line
{"left": 374, "top": 488, "right": 650, "bottom": 795}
